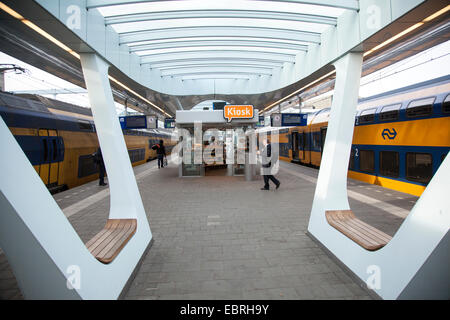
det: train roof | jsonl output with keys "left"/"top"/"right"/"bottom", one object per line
{"left": 17, "top": 94, "right": 93, "bottom": 117}
{"left": 358, "top": 75, "right": 450, "bottom": 104}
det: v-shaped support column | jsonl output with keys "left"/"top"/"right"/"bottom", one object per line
{"left": 307, "top": 52, "right": 449, "bottom": 299}
{"left": 0, "top": 54, "right": 152, "bottom": 299}
{"left": 308, "top": 53, "right": 363, "bottom": 220}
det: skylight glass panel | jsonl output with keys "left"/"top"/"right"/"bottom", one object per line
{"left": 127, "top": 36, "right": 312, "bottom": 47}
{"left": 111, "top": 18, "right": 327, "bottom": 34}
{"left": 97, "top": 0, "right": 346, "bottom": 18}
{"left": 135, "top": 46, "right": 300, "bottom": 56}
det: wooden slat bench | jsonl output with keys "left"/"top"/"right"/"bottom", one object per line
{"left": 325, "top": 210, "right": 392, "bottom": 251}
{"left": 85, "top": 219, "right": 137, "bottom": 264}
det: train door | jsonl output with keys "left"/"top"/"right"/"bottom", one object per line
{"left": 320, "top": 127, "right": 327, "bottom": 155}
{"left": 299, "top": 132, "right": 306, "bottom": 160}
{"left": 38, "top": 129, "right": 61, "bottom": 187}
{"left": 291, "top": 131, "right": 299, "bottom": 160}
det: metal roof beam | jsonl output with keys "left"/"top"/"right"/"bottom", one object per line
{"left": 140, "top": 50, "right": 296, "bottom": 64}
{"left": 181, "top": 75, "right": 252, "bottom": 80}
{"left": 256, "top": 0, "right": 359, "bottom": 10}
{"left": 149, "top": 59, "right": 285, "bottom": 69}
{"left": 163, "top": 71, "right": 273, "bottom": 78}
{"left": 120, "top": 26, "right": 321, "bottom": 44}
{"left": 160, "top": 66, "right": 274, "bottom": 77}
{"left": 86, "top": 0, "right": 358, "bottom": 11}
{"left": 105, "top": 9, "right": 337, "bottom": 26}
{"left": 129, "top": 40, "right": 308, "bottom": 52}
{"left": 158, "top": 63, "right": 282, "bottom": 71}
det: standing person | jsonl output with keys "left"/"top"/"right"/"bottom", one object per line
{"left": 260, "top": 137, "right": 280, "bottom": 191}
{"left": 153, "top": 139, "right": 167, "bottom": 169}
{"left": 93, "top": 147, "right": 107, "bottom": 186}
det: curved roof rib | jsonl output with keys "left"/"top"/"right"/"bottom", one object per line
{"left": 84, "top": 0, "right": 358, "bottom": 93}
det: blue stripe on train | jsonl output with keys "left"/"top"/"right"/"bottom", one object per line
{"left": 351, "top": 144, "right": 449, "bottom": 186}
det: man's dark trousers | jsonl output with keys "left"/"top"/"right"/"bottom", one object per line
{"left": 263, "top": 174, "right": 280, "bottom": 189}
{"left": 99, "top": 164, "right": 106, "bottom": 185}
{"left": 158, "top": 154, "right": 164, "bottom": 168}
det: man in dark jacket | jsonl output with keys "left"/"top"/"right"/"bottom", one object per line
{"left": 93, "top": 147, "right": 107, "bottom": 186}
{"left": 153, "top": 139, "right": 167, "bottom": 168}
{"left": 260, "top": 137, "right": 280, "bottom": 191}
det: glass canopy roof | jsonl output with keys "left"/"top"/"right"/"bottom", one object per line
{"left": 90, "top": 0, "right": 356, "bottom": 80}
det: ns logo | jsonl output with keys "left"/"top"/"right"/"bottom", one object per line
{"left": 381, "top": 128, "right": 397, "bottom": 140}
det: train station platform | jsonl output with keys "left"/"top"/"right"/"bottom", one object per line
{"left": 0, "top": 159, "right": 418, "bottom": 300}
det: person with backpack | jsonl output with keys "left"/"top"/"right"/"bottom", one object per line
{"left": 152, "top": 139, "right": 167, "bottom": 169}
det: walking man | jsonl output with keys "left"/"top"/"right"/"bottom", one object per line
{"left": 260, "top": 137, "right": 280, "bottom": 191}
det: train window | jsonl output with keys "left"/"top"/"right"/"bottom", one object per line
{"left": 128, "top": 148, "right": 146, "bottom": 163}
{"left": 406, "top": 153, "right": 433, "bottom": 184}
{"left": 349, "top": 148, "right": 355, "bottom": 170}
{"left": 442, "top": 153, "right": 448, "bottom": 164}
{"left": 52, "top": 139, "right": 58, "bottom": 160}
{"left": 406, "top": 97, "right": 435, "bottom": 118}
{"left": 443, "top": 95, "right": 450, "bottom": 113}
{"left": 380, "top": 151, "right": 399, "bottom": 178}
{"left": 78, "top": 155, "right": 98, "bottom": 178}
{"left": 42, "top": 138, "right": 48, "bottom": 162}
{"left": 298, "top": 133, "right": 304, "bottom": 150}
{"left": 379, "top": 104, "right": 401, "bottom": 121}
{"left": 313, "top": 132, "right": 321, "bottom": 150}
{"left": 359, "top": 108, "right": 376, "bottom": 124}
{"left": 77, "top": 119, "right": 93, "bottom": 131}
{"left": 359, "top": 150, "right": 375, "bottom": 173}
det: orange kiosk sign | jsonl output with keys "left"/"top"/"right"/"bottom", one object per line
{"left": 223, "top": 105, "right": 254, "bottom": 122}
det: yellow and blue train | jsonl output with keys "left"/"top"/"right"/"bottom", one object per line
{"left": 259, "top": 76, "right": 450, "bottom": 196}
{"left": 0, "top": 92, "right": 175, "bottom": 193}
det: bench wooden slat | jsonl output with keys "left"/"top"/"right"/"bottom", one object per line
{"left": 90, "top": 220, "right": 126, "bottom": 256}
{"left": 327, "top": 211, "right": 389, "bottom": 248}
{"left": 96, "top": 221, "right": 135, "bottom": 260}
{"left": 85, "top": 219, "right": 137, "bottom": 264}
{"left": 347, "top": 218, "right": 393, "bottom": 243}
{"left": 326, "top": 210, "right": 392, "bottom": 251}
{"left": 85, "top": 219, "right": 122, "bottom": 252}
{"left": 330, "top": 219, "right": 382, "bottom": 249}
{"left": 326, "top": 211, "right": 382, "bottom": 245}
{"left": 96, "top": 221, "right": 137, "bottom": 264}
{"left": 340, "top": 217, "right": 391, "bottom": 243}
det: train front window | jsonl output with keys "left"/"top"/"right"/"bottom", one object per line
{"left": 359, "top": 150, "right": 375, "bottom": 173}
{"left": 379, "top": 104, "right": 401, "bottom": 121}
{"left": 406, "top": 97, "right": 435, "bottom": 118}
{"left": 380, "top": 151, "right": 399, "bottom": 178}
{"left": 406, "top": 153, "right": 433, "bottom": 184}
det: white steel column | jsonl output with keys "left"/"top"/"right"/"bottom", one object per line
{"left": 0, "top": 54, "right": 152, "bottom": 299}
{"left": 79, "top": 53, "right": 149, "bottom": 223}
{"left": 309, "top": 52, "right": 363, "bottom": 218}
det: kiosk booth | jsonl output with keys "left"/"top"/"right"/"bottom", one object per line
{"left": 175, "top": 105, "right": 259, "bottom": 179}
